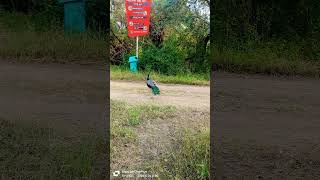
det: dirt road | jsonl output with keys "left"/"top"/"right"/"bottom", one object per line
{"left": 213, "top": 72, "right": 320, "bottom": 179}
{"left": 110, "top": 80, "right": 210, "bottom": 111}
{"left": 0, "top": 60, "right": 107, "bottom": 136}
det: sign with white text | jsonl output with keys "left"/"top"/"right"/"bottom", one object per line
{"left": 125, "top": 0, "right": 152, "bottom": 37}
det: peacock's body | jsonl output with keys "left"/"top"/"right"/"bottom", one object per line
{"left": 146, "top": 74, "right": 160, "bottom": 95}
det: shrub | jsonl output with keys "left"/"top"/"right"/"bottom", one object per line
{"left": 139, "top": 35, "right": 186, "bottom": 75}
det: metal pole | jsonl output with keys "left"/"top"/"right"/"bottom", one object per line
{"left": 136, "top": 36, "right": 139, "bottom": 58}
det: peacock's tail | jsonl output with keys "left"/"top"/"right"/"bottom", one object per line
{"left": 151, "top": 86, "right": 160, "bottom": 95}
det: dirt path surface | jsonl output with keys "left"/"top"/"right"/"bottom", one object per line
{"left": 0, "top": 60, "right": 107, "bottom": 136}
{"left": 213, "top": 72, "right": 320, "bottom": 179}
{"left": 110, "top": 80, "right": 210, "bottom": 111}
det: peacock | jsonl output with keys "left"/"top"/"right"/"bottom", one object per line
{"left": 146, "top": 73, "right": 160, "bottom": 95}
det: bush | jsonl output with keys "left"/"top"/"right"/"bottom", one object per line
{"left": 139, "top": 35, "right": 186, "bottom": 75}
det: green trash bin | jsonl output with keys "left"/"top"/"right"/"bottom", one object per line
{"left": 58, "top": 0, "right": 86, "bottom": 33}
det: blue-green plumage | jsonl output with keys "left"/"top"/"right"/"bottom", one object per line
{"left": 146, "top": 74, "right": 160, "bottom": 95}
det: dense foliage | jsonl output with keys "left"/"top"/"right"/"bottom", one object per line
{"left": 111, "top": 0, "right": 210, "bottom": 75}
{"left": 211, "top": 0, "right": 320, "bottom": 61}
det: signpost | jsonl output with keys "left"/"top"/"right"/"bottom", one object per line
{"left": 125, "top": 0, "right": 152, "bottom": 72}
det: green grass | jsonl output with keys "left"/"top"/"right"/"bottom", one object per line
{"left": 0, "top": 12, "right": 106, "bottom": 64}
{"left": 0, "top": 118, "right": 105, "bottom": 179}
{"left": 111, "top": 65, "right": 209, "bottom": 86}
{"left": 110, "top": 100, "right": 209, "bottom": 179}
{"left": 211, "top": 42, "right": 320, "bottom": 77}
{"left": 110, "top": 100, "right": 177, "bottom": 172}
{"left": 110, "top": 100, "right": 176, "bottom": 144}
{"left": 157, "top": 129, "right": 210, "bottom": 180}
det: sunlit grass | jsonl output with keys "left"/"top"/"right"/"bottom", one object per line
{"left": 157, "top": 129, "right": 210, "bottom": 179}
{"left": 110, "top": 65, "right": 209, "bottom": 86}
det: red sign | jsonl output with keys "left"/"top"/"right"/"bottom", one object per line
{"left": 125, "top": 0, "right": 152, "bottom": 37}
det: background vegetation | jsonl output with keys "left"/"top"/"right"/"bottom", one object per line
{"left": 211, "top": 0, "right": 320, "bottom": 76}
{"left": 0, "top": 0, "right": 107, "bottom": 63}
{"left": 0, "top": 0, "right": 108, "bottom": 31}
{"left": 1, "top": 0, "right": 320, "bottom": 76}
{"left": 110, "top": 0, "right": 210, "bottom": 76}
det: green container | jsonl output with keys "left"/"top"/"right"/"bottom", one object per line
{"left": 58, "top": 0, "right": 86, "bottom": 32}
{"left": 128, "top": 56, "right": 138, "bottom": 73}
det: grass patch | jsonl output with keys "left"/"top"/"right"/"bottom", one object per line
{"left": 117, "top": 127, "right": 137, "bottom": 141}
{"left": 110, "top": 100, "right": 176, "bottom": 169}
{"left": 0, "top": 118, "right": 104, "bottom": 179}
{"left": 110, "top": 100, "right": 209, "bottom": 179}
{"left": 211, "top": 43, "right": 320, "bottom": 77}
{"left": 111, "top": 65, "right": 209, "bottom": 86}
{"left": 127, "top": 107, "right": 142, "bottom": 126}
{"left": 156, "top": 129, "right": 210, "bottom": 180}
{"left": 0, "top": 12, "right": 106, "bottom": 64}
{"left": 110, "top": 100, "right": 176, "bottom": 144}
